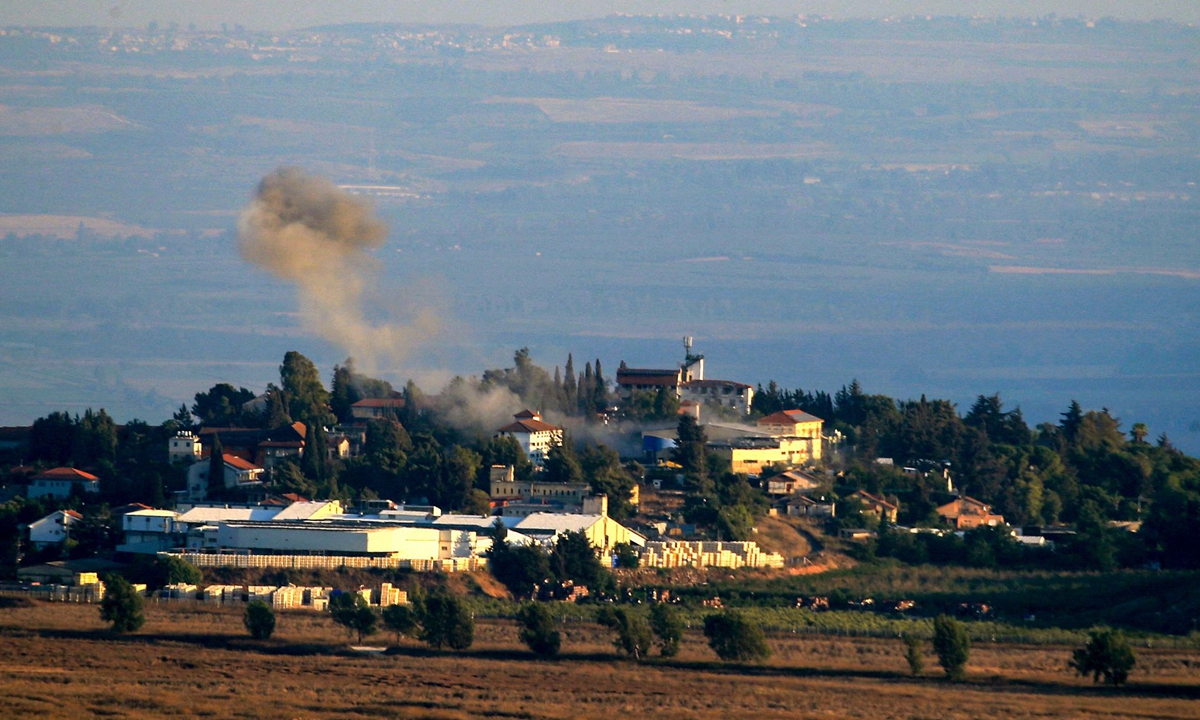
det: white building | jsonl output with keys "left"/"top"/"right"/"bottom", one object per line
{"left": 27, "top": 509, "right": 83, "bottom": 549}
{"left": 185, "top": 454, "right": 266, "bottom": 501}
{"left": 117, "top": 509, "right": 182, "bottom": 554}
{"left": 680, "top": 379, "right": 754, "bottom": 415}
{"left": 168, "top": 431, "right": 202, "bottom": 463}
{"left": 494, "top": 410, "right": 563, "bottom": 467}
{"left": 28, "top": 467, "right": 101, "bottom": 499}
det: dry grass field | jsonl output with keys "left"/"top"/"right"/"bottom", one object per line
{"left": 2, "top": 600, "right": 1199, "bottom": 719}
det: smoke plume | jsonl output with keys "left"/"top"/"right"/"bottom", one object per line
{"left": 238, "top": 167, "right": 437, "bottom": 373}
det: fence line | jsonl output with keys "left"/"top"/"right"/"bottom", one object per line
{"left": 167, "top": 553, "right": 486, "bottom": 573}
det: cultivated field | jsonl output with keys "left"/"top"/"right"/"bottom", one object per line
{"left": 1, "top": 600, "right": 1198, "bottom": 719}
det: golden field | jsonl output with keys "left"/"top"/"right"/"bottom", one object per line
{"left": 1, "top": 600, "right": 1198, "bottom": 719}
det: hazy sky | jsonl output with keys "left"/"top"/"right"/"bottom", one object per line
{"left": 4, "top": 1, "right": 1199, "bottom": 30}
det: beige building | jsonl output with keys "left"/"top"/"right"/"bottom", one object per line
{"left": 709, "top": 436, "right": 819, "bottom": 475}
{"left": 756, "top": 410, "right": 824, "bottom": 461}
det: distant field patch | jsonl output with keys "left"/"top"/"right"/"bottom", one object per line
{"left": 990, "top": 265, "right": 1200, "bottom": 280}
{"left": 0, "top": 104, "right": 142, "bottom": 135}
{"left": 488, "top": 96, "right": 796, "bottom": 123}
{"left": 1078, "top": 120, "right": 1165, "bottom": 138}
{"left": 0, "top": 214, "right": 155, "bottom": 239}
{"left": 554, "top": 141, "right": 836, "bottom": 161}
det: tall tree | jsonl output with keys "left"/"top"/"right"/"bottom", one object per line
{"left": 563, "top": 354, "right": 577, "bottom": 414}
{"left": 207, "top": 434, "right": 226, "bottom": 497}
{"left": 280, "top": 351, "right": 330, "bottom": 425}
{"left": 593, "top": 358, "right": 608, "bottom": 414}
{"left": 192, "top": 383, "right": 255, "bottom": 427}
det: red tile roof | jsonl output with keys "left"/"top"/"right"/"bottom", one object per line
{"left": 352, "top": 398, "right": 405, "bottom": 408}
{"left": 222, "top": 454, "right": 262, "bottom": 471}
{"left": 758, "top": 410, "right": 824, "bottom": 426}
{"left": 32, "top": 467, "right": 100, "bottom": 482}
{"left": 514, "top": 409, "right": 540, "bottom": 420}
{"left": 496, "top": 419, "right": 561, "bottom": 434}
{"left": 63, "top": 510, "right": 84, "bottom": 520}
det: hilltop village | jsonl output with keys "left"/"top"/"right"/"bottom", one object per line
{"left": 0, "top": 342, "right": 1198, "bottom": 636}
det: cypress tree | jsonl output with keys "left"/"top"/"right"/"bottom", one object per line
{"left": 207, "top": 434, "right": 225, "bottom": 497}
{"left": 563, "top": 354, "right": 577, "bottom": 414}
{"left": 593, "top": 358, "right": 607, "bottom": 414}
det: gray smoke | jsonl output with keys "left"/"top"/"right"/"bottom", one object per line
{"left": 237, "top": 167, "right": 437, "bottom": 374}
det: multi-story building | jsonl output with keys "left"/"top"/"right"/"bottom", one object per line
{"left": 494, "top": 410, "right": 563, "bottom": 467}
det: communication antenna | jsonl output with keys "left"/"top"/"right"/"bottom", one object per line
{"left": 683, "top": 336, "right": 693, "bottom": 358}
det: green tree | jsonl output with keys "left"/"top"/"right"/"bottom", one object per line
{"left": 516, "top": 602, "right": 562, "bottom": 657}
{"left": 649, "top": 603, "right": 685, "bottom": 658}
{"left": 191, "top": 383, "right": 255, "bottom": 427}
{"left": 280, "top": 350, "right": 331, "bottom": 425}
{"left": 419, "top": 589, "right": 474, "bottom": 650}
{"left": 580, "top": 443, "right": 637, "bottom": 519}
{"left": 381, "top": 603, "right": 419, "bottom": 646}
{"left": 549, "top": 530, "right": 606, "bottom": 590}
{"left": 543, "top": 440, "right": 584, "bottom": 485}
{"left": 703, "top": 610, "right": 771, "bottom": 663}
{"left": 329, "top": 592, "right": 378, "bottom": 644}
{"left": 155, "top": 554, "right": 202, "bottom": 588}
{"left": 932, "top": 615, "right": 971, "bottom": 680}
{"left": 488, "top": 530, "right": 551, "bottom": 599}
{"left": 596, "top": 607, "right": 653, "bottom": 660}
{"left": 244, "top": 600, "right": 276, "bottom": 640}
{"left": 902, "top": 634, "right": 924, "bottom": 676}
{"left": 99, "top": 574, "right": 145, "bottom": 633}
{"left": 1070, "top": 627, "right": 1136, "bottom": 686}
{"left": 207, "top": 434, "right": 226, "bottom": 497}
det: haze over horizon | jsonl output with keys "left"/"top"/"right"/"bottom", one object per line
{"left": 2, "top": 1, "right": 1199, "bottom": 30}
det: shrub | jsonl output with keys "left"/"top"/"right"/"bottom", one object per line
{"left": 99, "top": 574, "right": 145, "bottom": 633}
{"left": 1070, "top": 627, "right": 1136, "bottom": 686}
{"left": 157, "top": 554, "right": 202, "bottom": 587}
{"left": 516, "top": 602, "right": 561, "bottom": 657}
{"left": 902, "top": 634, "right": 924, "bottom": 676}
{"left": 420, "top": 589, "right": 474, "bottom": 650}
{"left": 649, "top": 603, "right": 685, "bottom": 658}
{"left": 381, "top": 604, "right": 419, "bottom": 646}
{"left": 244, "top": 600, "right": 276, "bottom": 640}
{"left": 703, "top": 610, "right": 771, "bottom": 663}
{"left": 932, "top": 615, "right": 970, "bottom": 680}
{"left": 329, "top": 592, "right": 378, "bottom": 644}
{"left": 596, "top": 606, "right": 653, "bottom": 661}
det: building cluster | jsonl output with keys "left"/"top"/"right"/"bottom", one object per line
{"left": 643, "top": 408, "right": 826, "bottom": 476}
{"left": 638, "top": 540, "right": 785, "bottom": 569}
{"left": 616, "top": 338, "right": 756, "bottom": 416}
{"left": 163, "top": 581, "right": 407, "bottom": 611}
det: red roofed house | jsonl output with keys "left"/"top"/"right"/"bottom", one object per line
{"left": 350, "top": 397, "right": 406, "bottom": 421}
{"left": 185, "top": 454, "right": 266, "bottom": 501}
{"left": 851, "top": 490, "right": 899, "bottom": 523}
{"left": 28, "top": 467, "right": 101, "bottom": 500}
{"left": 27, "top": 509, "right": 85, "bottom": 549}
{"left": 495, "top": 410, "right": 563, "bottom": 468}
{"left": 937, "top": 496, "right": 1006, "bottom": 530}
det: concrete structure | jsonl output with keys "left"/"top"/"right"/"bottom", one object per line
{"left": 117, "top": 509, "right": 181, "bottom": 554}
{"left": 709, "top": 436, "right": 819, "bottom": 475}
{"left": 680, "top": 379, "right": 754, "bottom": 415}
{"left": 494, "top": 410, "right": 563, "bottom": 467}
{"left": 756, "top": 409, "right": 824, "bottom": 439}
{"left": 937, "top": 496, "right": 1005, "bottom": 529}
{"left": 508, "top": 512, "right": 645, "bottom": 552}
{"left": 27, "top": 467, "right": 100, "bottom": 499}
{"left": 764, "top": 469, "right": 822, "bottom": 496}
{"left": 27, "top": 509, "right": 83, "bottom": 549}
{"left": 783, "top": 495, "right": 836, "bottom": 518}
{"left": 17, "top": 558, "right": 123, "bottom": 586}
{"left": 489, "top": 464, "right": 590, "bottom": 508}
{"left": 168, "top": 431, "right": 202, "bottom": 463}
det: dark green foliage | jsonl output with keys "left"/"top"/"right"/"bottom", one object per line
{"left": 1070, "top": 627, "right": 1136, "bottom": 686}
{"left": 902, "top": 634, "right": 924, "bottom": 675}
{"left": 489, "top": 540, "right": 551, "bottom": 599}
{"left": 702, "top": 610, "right": 771, "bottom": 663}
{"left": 549, "top": 530, "right": 607, "bottom": 590}
{"left": 419, "top": 589, "right": 474, "bottom": 650}
{"left": 542, "top": 440, "right": 583, "bottom": 484}
{"left": 99, "top": 574, "right": 145, "bottom": 633}
{"left": 614, "top": 542, "right": 640, "bottom": 569}
{"left": 329, "top": 592, "right": 378, "bottom": 644}
{"left": 207, "top": 433, "right": 226, "bottom": 496}
{"left": 932, "top": 615, "right": 971, "bottom": 680}
{"left": 596, "top": 606, "right": 653, "bottom": 660}
{"left": 280, "top": 350, "right": 331, "bottom": 425}
{"left": 156, "top": 554, "right": 202, "bottom": 588}
{"left": 580, "top": 443, "right": 638, "bottom": 520}
{"left": 244, "top": 600, "right": 276, "bottom": 640}
{"left": 516, "top": 602, "right": 561, "bottom": 657}
{"left": 649, "top": 603, "right": 685, "bottom": 657}
{"left": 381, "top": 603, "right": 419, "bottom": 645}
{"left": 192, "top": 383, "right": 255, "bottom": 427}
